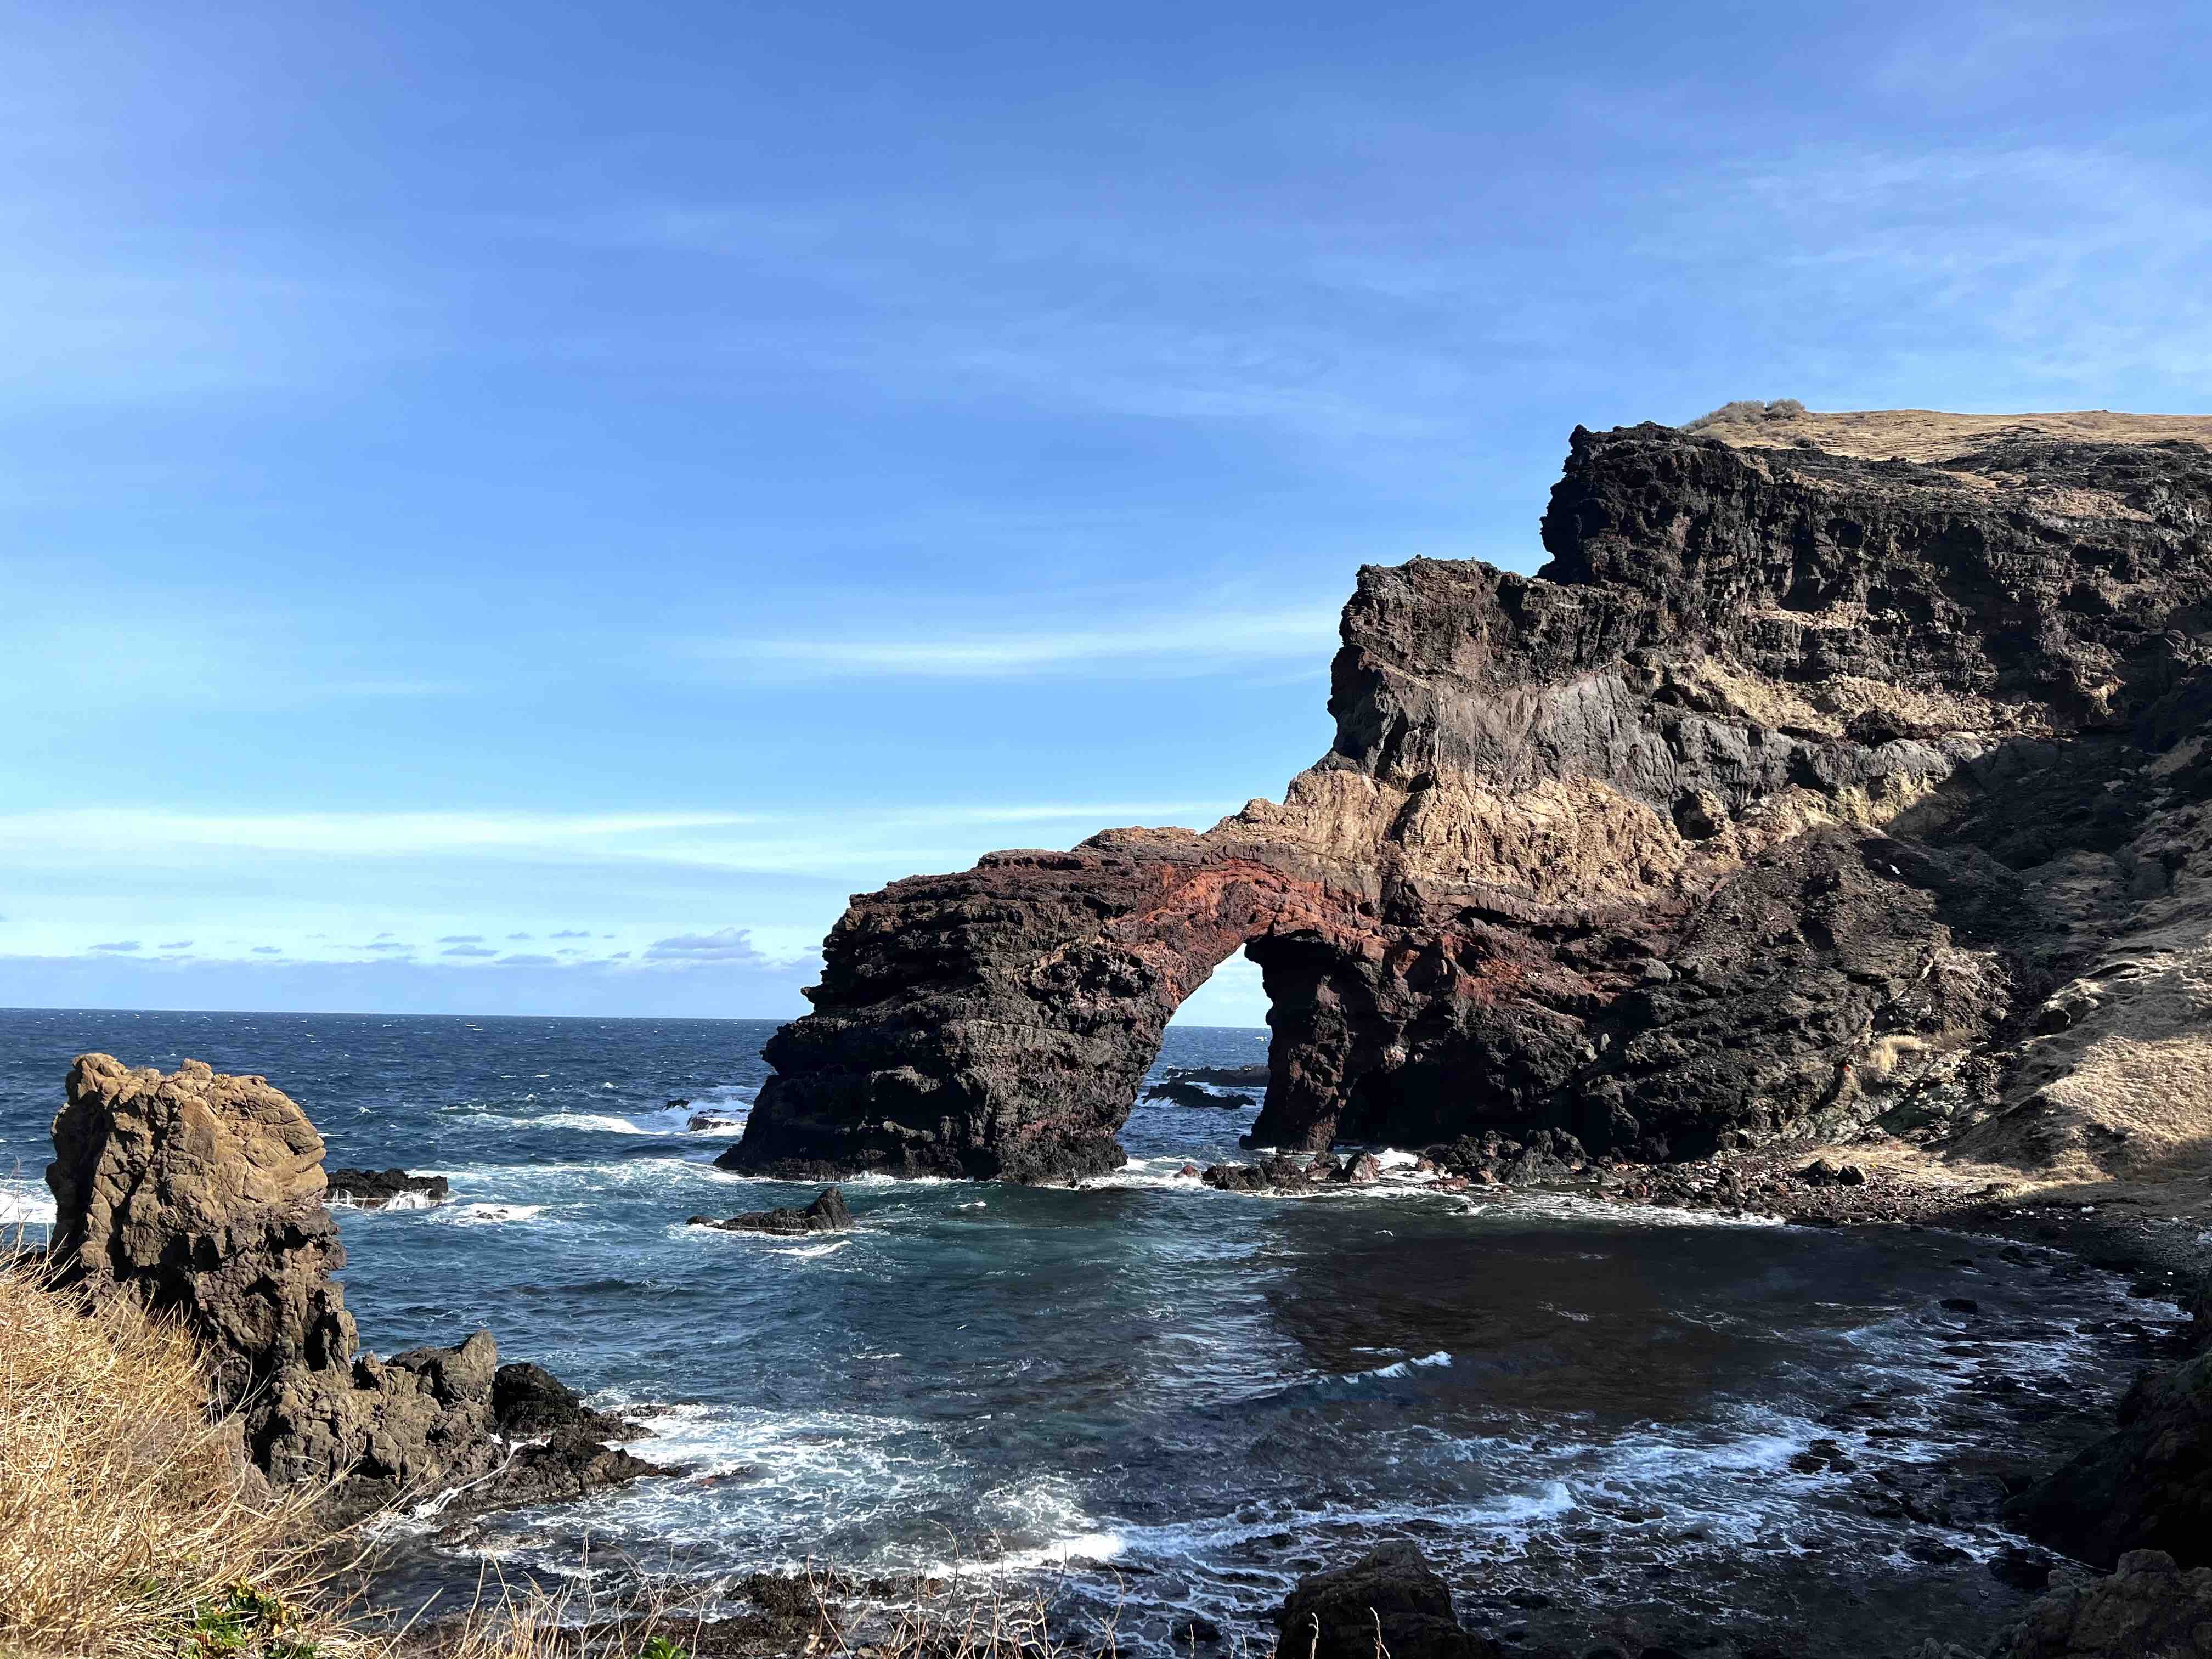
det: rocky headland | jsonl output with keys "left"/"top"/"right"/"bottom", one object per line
{"left": 723, "top": 409, "right": 2212, "bottom": 1231}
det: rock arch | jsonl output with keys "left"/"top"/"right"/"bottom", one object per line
{"left": 719, "top": 830, "right": 1351, "bottom": 1182}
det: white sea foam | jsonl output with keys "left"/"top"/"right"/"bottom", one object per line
{"left": 769, "top": 1240, "right": 849, "bottom": 1260}
{"left": 0, "top": 1183, "right": 55, "bottom": 1228}
{"left": 432, "top": 1202, "right": 546, "bottom": 1226}
{"left": 1340, "top": 1350, "right": 1453, "bottom": 1383}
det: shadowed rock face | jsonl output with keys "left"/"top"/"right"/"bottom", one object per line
{"left": 726, "top": 420, "right": 2212, "bottom": 1183}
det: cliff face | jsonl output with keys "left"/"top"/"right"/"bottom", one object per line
{"left": 725, "top": 414, "right": 2212, "bottom": 1184}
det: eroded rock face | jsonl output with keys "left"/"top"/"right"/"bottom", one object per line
{"left": 1991, "top": 1550, "right": 2212, "bottom": 1659}
{"left": 2011, "top": 1344, "right": 2212, "bottom": 1570}
{"left": 726, "top": 419, "right": 2212, "bottom": 1183}
{"left": 47, "top": 1054, "right": 656, "bottom": 1513}
{"left": 48, "top": 1053, "right": 356, "bottom": 1412}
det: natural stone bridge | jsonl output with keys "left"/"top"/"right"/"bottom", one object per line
{"left": 721, "top": 413, "right": 2212, "bottom": 1183}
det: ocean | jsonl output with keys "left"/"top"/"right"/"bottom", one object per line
{"left": 0, "top": 1008, "right": 2180, "bottom": 1655}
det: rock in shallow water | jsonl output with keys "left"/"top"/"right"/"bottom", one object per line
{"left": 325, "top": 1166, "right": 450, "bottom": 1207}
{"left": 689, "top": 1186, "right": 854, "bottom": 1235}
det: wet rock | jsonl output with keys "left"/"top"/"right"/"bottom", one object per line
{"left": 689, "top": 1187, "right": 855, "bottom": 1235}
{"left": 1144, "top": 1080, "right": 1246, "bottom": 1109}
{"left": 2012, "top": 1344, "right": 2212, "bottom": 1568}
{"left": 493, "top": 1361, "right": 642, "bottom": 1441}
{"left": 325, "top": 1167, "right": 450, "bottom": 1209}
{"left": 1991, "top": 1549, "right": 2212, "bottom": 1657}
{"left": 1172, "top": 1615, "right": 1223, "bottom": 1645}
{"left": 1340, "top": 1152, "right": 1385, "bottom": 1184}
{"left": 1277, "top": 1542, "right": 1503, "bottom": 1659}
{"left": 1940, "top": 1297, "right": 1982, "bottom": 1316}
{"left": 1202, "top": 1163, "right": 1268, "bottom": 1193}
{"left": 686, "top": 1110, "right": 746, "bottom": 1132}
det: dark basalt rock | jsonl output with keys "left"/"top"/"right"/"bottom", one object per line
{"left": 689, "top": 1186, "right": 854, "bottom": 1235}
{"left": 1163, "top": 1064, "right": 1270, "bottom": 1087}
{"left": 1991, "top": 1549, "right": 2212, "bottom": 1658}
{"left": 325, "top": 1166, "right": 450, "bottom": 1208}
{"left": 1276, "top": 1541, "right": 1503, "bottom": 1659}
{"left": 721, "top": 419, "right": 2212, "bottom": 1184}
{"left": 493, "top": 1359, "right": 645, "bottom": 1442}
{"left": 1144, "top": 1080, "right": 1248, "bottom": 1109}
{"left": 2011, "top": 1344, "right": 2212, "bottom": 1569}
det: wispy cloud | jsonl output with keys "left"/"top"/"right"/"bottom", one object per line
{"left": 0, "top": 802, "right": 1248, "bottom": 879}
{"left": 693, "top": 605, "right": 1340, "bottom": 680}
{"left": 442, "top": 944, "right": 497, "bottom": 958}
{"left": 644, "top": 927, "right": 771, "bottom": 963}
{"left": 89, "top": 940, "right": 140, "bottom": 953}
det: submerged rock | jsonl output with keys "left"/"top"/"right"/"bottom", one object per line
{"left": 325, "top": 1166, "right": 450, "bottom": 1208}
{"left": 689, "top": 1186, "right": 854, "bottom": 1235}
{"left": 1276, "top": 1541, "right": 1502, "bottom": 1659}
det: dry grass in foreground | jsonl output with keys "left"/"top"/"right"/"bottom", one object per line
{"left": 0, "top": 1255, "right": 369, "bottom": 1659}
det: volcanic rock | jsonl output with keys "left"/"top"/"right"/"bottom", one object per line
{"left": 2011, "top": 1342, "right": 2212, "bottom": 1569}
{"left": 44, "top": 1054, "right": 657, "bottom": 1515}
{"left": 325, "top": 1166, "right": 450, "bottom": 1208}
{"left": 720, "top": 415, "right": 2212, "bottom": 1186}
{"left": 689, "top": 1186, "right": 854, "bottom": 1235}
{"left": 1991, "top": 1549, "right": 2212, "bottom": 1658}
{"left": 1276, "top": 1541, "right": 1502, "bottom": 1659}
{"left": 1144, "top": 1080, "right": 1246, "bottom": 1109}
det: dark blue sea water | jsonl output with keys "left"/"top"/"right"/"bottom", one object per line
{"left": 0, "top": 1009, "right": 2181, "bottom": 1655}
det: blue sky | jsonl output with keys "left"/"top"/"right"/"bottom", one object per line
{"left": 3, "top": 1, "right": 2207, "bottom": 1025}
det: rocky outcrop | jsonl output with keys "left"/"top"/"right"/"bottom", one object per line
{"left": 325, "top": 1167, "right": 449, "bottom": 1208}
{"left": 2011, "top": 1323, "right": 2212, "bottom": 1571}
{"left": 1990, "top": 1550, "right": 2212, "bottom": 1658}
{"left": 688, "top": 1186, "right": 854, "bottom": 1235}
{"left": 1276, "top": 1542, "right": 1501, "bottom": 1659}
{"left": 46, "top": 1054, "right": 658, "bottom": 1513}
{"left": 724, "top": 413, "right": 2212, "bottom": 1184}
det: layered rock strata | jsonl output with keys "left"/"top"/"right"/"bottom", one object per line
{"left": 724, "top": 412, "right": 2212, "bottom": 1184}
{"left": 46, "top": 1053, "right": 658, "bottom": 1512}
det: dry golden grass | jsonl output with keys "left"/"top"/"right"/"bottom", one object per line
{"left": 0, "top": 1256, "right": 371, "bottom": 1659}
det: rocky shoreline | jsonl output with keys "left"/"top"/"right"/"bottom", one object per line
{"left": 10, "top": 1046, "right": 2209, "bottom": 1657}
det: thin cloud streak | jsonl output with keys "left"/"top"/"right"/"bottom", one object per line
{"left": 697, "top": 606, "right": 1342, "bottom": 679}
